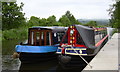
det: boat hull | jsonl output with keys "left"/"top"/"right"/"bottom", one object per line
{"left": 58, "top": 55, "right": 95, "bottom": 69}
{"left": 15, "top": 45, "right": 59, "bottom": 63}
{"left": 19, "top": 52, "right": 58, "bottom": 63}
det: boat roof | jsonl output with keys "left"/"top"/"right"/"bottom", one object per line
{"left": 73, "top": 25, "right": 96, "bottom": 49}
{"left": 29, "top": 26, "right": 68, "bottom": 33}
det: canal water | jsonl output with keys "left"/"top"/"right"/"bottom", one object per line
{"left": 2, "top": 40, "right": 85, "bottom": 72}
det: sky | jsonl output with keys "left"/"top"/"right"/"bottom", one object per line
{"left": 16, "top": 0, "right": 115, "bottom": 20}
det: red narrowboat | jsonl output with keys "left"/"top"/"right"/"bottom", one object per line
{"left": 56, "top": 25, "right": 108, "bottom": 68}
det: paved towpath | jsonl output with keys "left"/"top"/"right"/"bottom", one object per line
{"left": 82, "top": 33, "right": 119, "bottom": 72}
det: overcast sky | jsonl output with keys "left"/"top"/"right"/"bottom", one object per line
{"left": 17, "top": 0, "right": 115, "bottom": 20}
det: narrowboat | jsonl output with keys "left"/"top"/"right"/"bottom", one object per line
{"left": 56, "top": 25, "right": 108, "bottom": 68}
{"left": 13, "top": 26, "right": 67, "bottom": 63}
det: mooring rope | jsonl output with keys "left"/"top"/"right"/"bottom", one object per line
{"left": 70, "top": 45, "right": 92, "bottom": 69}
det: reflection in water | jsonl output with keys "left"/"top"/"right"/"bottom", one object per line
{"left": 19, "top": 60, "right": 84, "bottom": 72}
{"left": 2, "top": 55, "right": 85, "bottom": 72}
{"left": 19, "top": 60, "right": 58, "bottom": 72}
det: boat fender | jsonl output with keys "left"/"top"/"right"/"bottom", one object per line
{"left": 61, "top": 47, "right": 65, "bottom": 54}
{"left": 86, "top": 48, "right": 95, "bottom": 54}
{"left": 12, "top": 52, "right": 20, "bottom": 59}
{"left": 59, "top": 55, "right": 71, "bottom": 64}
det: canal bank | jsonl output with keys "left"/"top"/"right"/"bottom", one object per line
{"left": 82, "top": 33, "right": 119, "bottom": 72}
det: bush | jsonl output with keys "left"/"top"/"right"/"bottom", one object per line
{"left": 2, "top": 27, "right": 28, "bottom": 40}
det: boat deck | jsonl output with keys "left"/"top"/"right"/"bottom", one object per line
{"left": 82, "top": 33, "right": 120, "bottom": 72}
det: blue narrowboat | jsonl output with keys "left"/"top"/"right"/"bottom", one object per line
{"left": 13, "top": 26, "right": 67, "bottom": 63}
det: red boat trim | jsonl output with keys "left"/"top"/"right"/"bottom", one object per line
{"left": 95, "top": 35, "right": 108, "bottom": 47}
{"left": 74, "top": 44, "right": 87, "bottom": 48}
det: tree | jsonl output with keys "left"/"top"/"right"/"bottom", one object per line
{"left": 85, "top": 21, "right": 97, "bottom": 27}
{"left": 27, "top": 16, "right": 40, "bottom": 27}
{"left": 108, "top": 1, "right": 120, "bottom": 28}
{"left": 2, "top": 2, "right": 25, "bottom": 30}
{"left": 39, "top": 18, "right": 47, "bottom": 26}
{"left": 65, "top": 11, "right": 81, "bottom": 24}
{"left": 47, "top": 15, "right": 57, "bottom": 26}
{"left": 58, "top": 15, "right": 71, "bottom": 26}
{"left": 0, "top": 2, "right": 2, "bottom": 30}
{"left": 58, "top": 11, "right": 81, "bottom": 26}
{"left": 65, "top": 11, "right": 77, "bottom": 24}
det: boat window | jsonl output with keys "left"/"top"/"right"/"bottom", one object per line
{"left": 46, "top": 32, "right": 50, "bottom": 45}
{"left": 49, "top": 32, "right": 52, "bottom": 45}
{"left": 53, "top": 33, "right": 58, "bottom": 45}
{"left": 57, "top": 33, "right": 60, "bottom": 42}
{"left": 41, "top": 32, "right": 44, "bottom": 45}
{"left": 31, "top": 31, "right": 34, "bottom": 45}
{"left": 101, "top": 30, "right": 107, "bottom": 38}
{"left": 98, "top": 31, "right": 102, "bottom": 39}
{"left": 62, "top": 33, "right": 68, "bottom": 43}
{"left": 52, "top": 32, "right": 65, "bottom": 44}
{"left": 41, "top": 32, "right": 44, "bottom": 40}
{"left": 36, "top": 32, "right": 40, "bottom": 45}
{"left": 29, "top": 29, "right": 53, "bottom": 46}
{"left": 54, "top": 33, "right": 57, "bottom": 37}
{"left": 58, "top": 32, "right": 65, "bottom": 42}
{"left": 36, "top": 32, "right": 40, "bottom": 40}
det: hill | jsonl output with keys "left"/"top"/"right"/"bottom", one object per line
{"left": 78, "top": 19, "right": 109, "bottom": 26}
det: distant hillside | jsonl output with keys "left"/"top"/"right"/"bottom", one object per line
{"left": 78, "top": 19, "right": 109, "bottom": 26}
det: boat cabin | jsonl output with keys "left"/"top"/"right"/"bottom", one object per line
{"left": 56, "top": 25, "right": 108, "bottom": 56}
{"left": 27, "top": 26, "right": 67, "bottom": 46}
{"left": 60, "top": 25, "right": 96, "bottom": 48}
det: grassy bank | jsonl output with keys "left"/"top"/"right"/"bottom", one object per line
{"left": 2, "top": 27, "right": 28, "bottom": 41}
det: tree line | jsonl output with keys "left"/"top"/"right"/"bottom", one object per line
{"left": 2, "top": 1, "right": 120, "bottom": 31}
{"left": 2, "top": 2, "right": 99, "bottom": 31}
{"left": 26, "top": 11, "right": 81, "bottom": 27}
{"left": 2, "top": 2, "right": 81, "bottom": 30}
{"left": 2, "top": 1, "right": 119, "bottom": 40}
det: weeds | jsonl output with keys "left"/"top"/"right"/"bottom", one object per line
{"left": 2, "top": 27, "right": 28, "bottom": 40}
